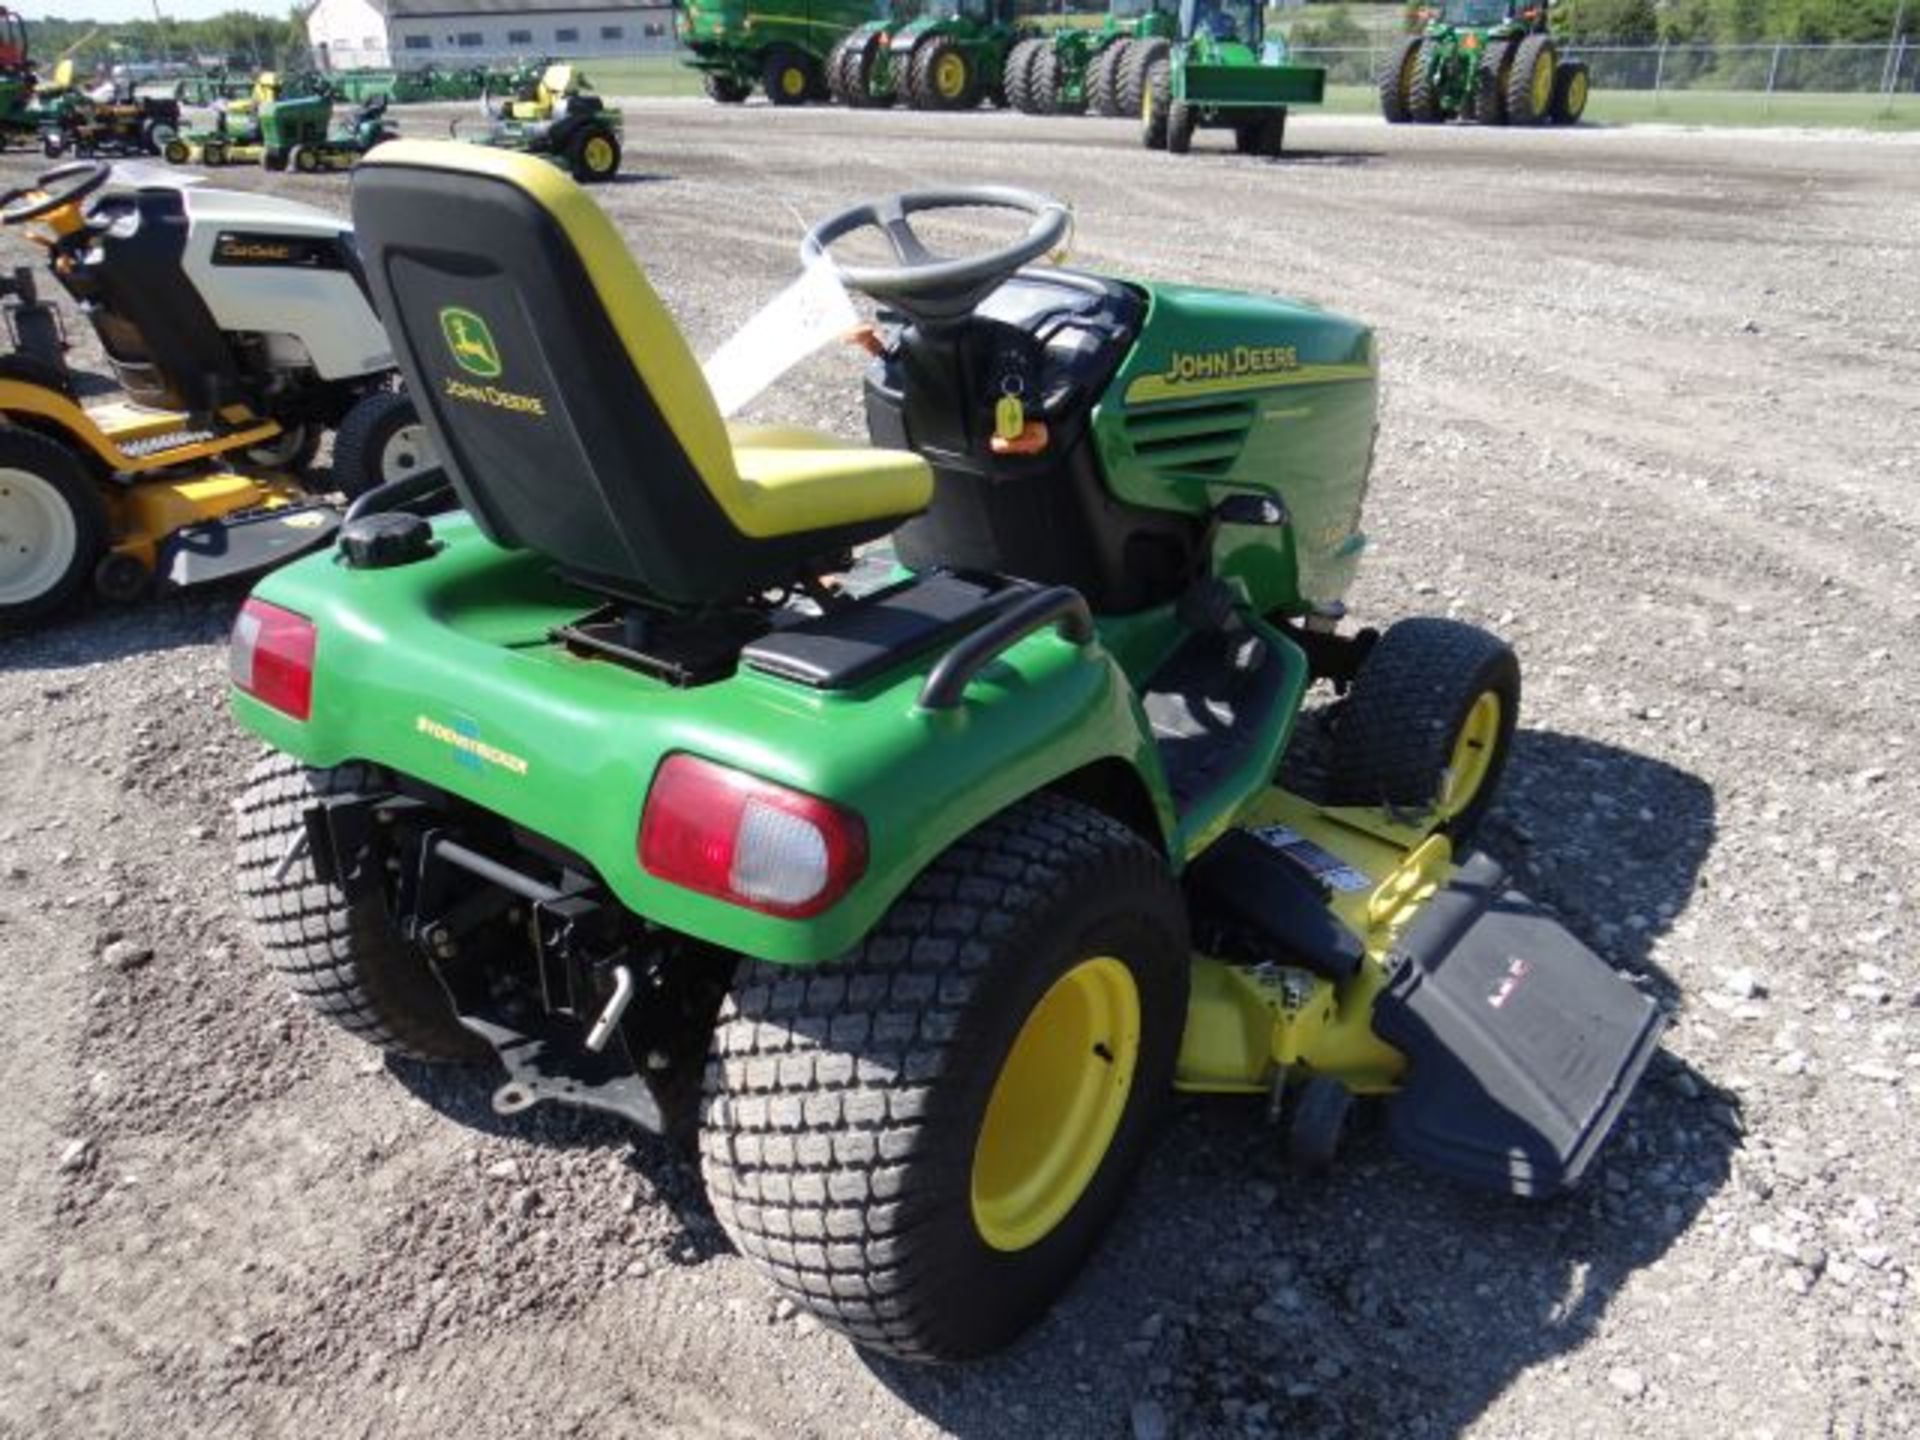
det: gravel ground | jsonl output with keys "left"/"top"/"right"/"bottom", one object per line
{"left": 1, "top": 103, "right": 1917, "bottom": 1439}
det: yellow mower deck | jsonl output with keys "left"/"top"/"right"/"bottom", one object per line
{"left": 0, "top": 380, "right": 283, "bottom": 474}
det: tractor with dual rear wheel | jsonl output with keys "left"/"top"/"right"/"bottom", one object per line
{"left": 1380, "top": 0, "right": 1589, "bottom": 126}
{"left": 1004, "top": 0, "right": 1179, "bottom": 117}
{"left": 827, "top": 0, "right": 1028, "bottom": 110}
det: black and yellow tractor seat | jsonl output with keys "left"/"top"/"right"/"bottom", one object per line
{"left": 350, "top": 141, "right": 932, "bottom": 607}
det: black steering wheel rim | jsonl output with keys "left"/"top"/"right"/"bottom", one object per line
{"left": 801, "top": 186, "right": 1073, "bottom": 324}
{"left": 0, "top": 159, "right": 111, "bottom": 225}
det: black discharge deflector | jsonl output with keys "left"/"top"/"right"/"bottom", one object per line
{"left": 1371, "top": 853, "right": 1666, "bottom": 1198}
{"left": 1183, "top": 829, "right": 1364, "bottom": 982}
{"left": 158, "top": 504, "right": 340, "bottom": 589}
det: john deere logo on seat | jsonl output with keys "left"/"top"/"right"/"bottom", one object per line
{"left": 440, "top": 307, "right": 502, "bottom": 379}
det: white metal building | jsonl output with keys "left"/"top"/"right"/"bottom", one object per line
{"left": 306, "top": 0, "right": 674, "bottom": 72}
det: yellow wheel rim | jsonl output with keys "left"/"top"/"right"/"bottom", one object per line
{"left": 934, "top": 52, "right": 968, "bottom": 99}
{"left": 1440, "top": 691, "right": 1502, "bottom": 819}
{"left": 780, "top": 65, "right": 805, "bottom": 97}
{"left": 1141, "top": 85, "right": 1153, "bottom": 122}
{"left": 584, "top": 135, "right": 615, "bottom": 174}
{"left": 1399, "top": 47, "right": 1420, "bottom": 100}
{"left": 971, "top": 956, "right": 1141, "bottom": 1253}
{"left": 1530, "top": 55, "right": 1553, "bottom": 113}
{"left": 1567, "top": 71, "right": 1588, "bottom": 114}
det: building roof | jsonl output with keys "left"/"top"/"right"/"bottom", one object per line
{"left": 382, "top": 0, "right": 662, "bottom": 15}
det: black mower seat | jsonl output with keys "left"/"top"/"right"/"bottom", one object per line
{"left": 351, "top": 142, "right": 931, "bottom": 607}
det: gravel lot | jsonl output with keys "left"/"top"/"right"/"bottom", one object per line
{"left": 1, "top": 102, "right": 1917, "bottom": 1438}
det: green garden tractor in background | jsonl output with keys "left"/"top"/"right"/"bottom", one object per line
{"left": 679, "top": 0, "right": 877, "bottom": 104}
{"left": 228, "top": 140, "right": 1664, "bottom": 1364}
{"left": 0, "top": 6, "right": 39, "bottom": 150}
{"left": 449, "top": 62, "right": 623, "bottom": 183}
{"left": 1379, "top": 0, "right": 1588, "bottom": 126}
{"left": 1004, "top": 0, "right": 1179, "bottom": 118}
{"left": 829, "top": 0, "right": 1027, "bottom": 111}
{"left": 165, "top": 72, "right": 286, "bottom": 167}
{"left": 258, "top": 93, "right": 400, "bottom": 174}
{"left": 1139, "top": 0, "right": 1325, "bottom": 156}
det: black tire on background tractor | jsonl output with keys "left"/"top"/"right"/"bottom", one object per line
{"left": 1378, "top": 34, "right": 1422, "bottom": 123}
{"left": 847, "top": 36, "right": 894, "bottom": 108}
{"left": 163, "top": 136, "right": 191, "bottom": 164}
{"left": 566, "top": 124, "right": 622, "bottom": 182}
{"left": 1166, "top": 96, "right": 1195, "bottom": 154}
{"left": 1088, "top": 39, "right": 1126, "bottom": 116}
{"left": 332, "top": 388, "right": 434, "bottom": 503}
{"left": 292, "top": 145, "right": 320, "bottom": 174}
{"left": 0, "top": 428, "right": 106, "bottom": 626}
{"left": 236, "top": 752, "right": 488, "bottom": 1063}
{"left": 1120, "top": 37, "right": 1168, "bottom": 120}
{"left": 1032, "top": 46, "right": 1077, "bottom": 115}
{"left": 1551, "top": 59, "right": 1590, "bottom": 123}
{"left": 1407, "top": 39, "right": 1444, "bottom": 122}
{"left": 1140, "top": 57, "right": 1171, "bottom": 149}
{"left": 260, "top": 145, "right": 286, "bottom": 171}
{"left": 203, "top": 139, "right": 229, "bottom": 166}
{"left": 763, "top": 48, "right": 813, "bottom": 106}
{"left": 241, "top": 422, "right": 321, "bottom": 477}
{"left": 704, "top": 71, "right": 751, "bottom": 104}
{"left": 1004, "top": 37, "right": 1041, "bottom": 113}
{"left": 1328, "top": 617, "right": 1521, "bottom": 847}
{"left": 911, "top": 37, "right": 980, "bottom": 110}
{"left": 700, "top": 793, "right": 1189, "bottom": 1362}
{"left": 1505, "top": 33, "right": 1557, "bottom": 125}
{"left": 1471, "top": 60, "right": 1506, "bottom": 124}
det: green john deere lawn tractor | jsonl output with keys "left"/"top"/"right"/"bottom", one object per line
{"left": 228, "top": 139, "right": 1665, "bottom": 1362}
{"left": 164, "top": 72, "right": 285, "bottom": 167}
{"left": 257, "top": 92, "right": 400, "bottom": 173}
{"left": 1380, "top": 0, "right": 1588, "bottom": 126}
{"left": 448, "top": 61, "right": 622, "bottom": 183}
{"left": 679, "top": 0, "right": 877, "bottom": 104}
{"left": 1004, "top": 0, "right": 1179, "bottom": 117}
{"left": 828, "top": 0, "right": 1027, "bottom": 110}
{"left": 1139, "top": 0, "right": 1326, "bottom": 156}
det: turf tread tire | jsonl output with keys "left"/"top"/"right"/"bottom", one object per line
{"left": 235, "top": 752, "right": 485, "bottom": 1063}
{"left": 699, "top": 792, "right": 1188, "bottom": 1361}
{"left": 1327, "top": 617, "right": 1521, "bottom": 846}
{"left": 0, "top": 428, "right": 106, "bottom": 625}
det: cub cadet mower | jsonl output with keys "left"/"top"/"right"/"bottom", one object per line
{"left": 259, "top": 93, "right": 400, "bottom": 174}
{"left": 1004, "top": 0, "right": 1178, "bottom": 118}
{"left": 1139, "top": 0, "right": 1326, "bottom": 156}
{"left": 34, "top": 64, "right": 184, "bottom": 161}
{"left": 229, "top": 141, "right": 1665, "bottom": 1362}
{"left": 1380, "top": 0, "right": 1588, "bottom": 126}
{"left": 0, "top": 161, "right": 428, "bottom": 624}
{"left": 679, "top": 0, "right": 876, "bottom": 104}
{"left": 829, "top": 0, "right": 1027, "bottom": 110}
{"left": 449, "top": 62, "right": 622, "bottom": 184}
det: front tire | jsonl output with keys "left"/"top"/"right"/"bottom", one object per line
{"left": 700, "top": 794, "right": 1189, "bottom": 1361}
{"left": 0, "top": 429, "right": 106, "bottom": 627}
{"left": 1327, "top": 617, "right": 1521, "bottom": 846}
{"left": 1140, "top": 57, "right": 1170, "bottom": 150}
{"left": 236, "top": 753, "right": 486, "bottom": 1062}
{"left": 911, "top": 38, "right": 979, "bottom": 111}
{"left": 567, "top": 125, "right": 621, "bottom": 182}
{"left": 1379, "top": 34, "right": 1422, "bottom": 123}
{"left": 1551, "top": 59, "right": 1589, "bottom": 123}
{"left": 704, "top": 72, "right": 751, "bottom": 104}
{"left": 763, "top": 49, "right": 813, "bottom": 106}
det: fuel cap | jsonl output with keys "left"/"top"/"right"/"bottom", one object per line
{"left": 338, "top": 512, "right": 434, "bottom": 570}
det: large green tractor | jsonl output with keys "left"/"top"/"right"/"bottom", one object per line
{"left": 1380, "top": 0, "right": 1588, "bottom": 126}
{"left": 829, "top": 0, "right": 1027, "bottom": 111}
{"left": 1004, "top": 0, "right": 1179, "bottom": 118}
{"left": 227, "top": 139, "right": 1664, "bottom": 1363}
{"left": 1139, "top": 0, "right": 1325, "bottom": 156}
{"left": 679, "top": 0, "right": 876, "bottom": 104}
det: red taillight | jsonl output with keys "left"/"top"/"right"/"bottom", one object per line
{"left": 638, "top": 753, "right": 867, "bottom": 919}
{"left": 229, "top": 598, "right": 316, "bottom": 720}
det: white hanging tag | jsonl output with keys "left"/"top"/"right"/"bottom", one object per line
{"left": 701, "top": 253, "right": 860, "bottom": 419}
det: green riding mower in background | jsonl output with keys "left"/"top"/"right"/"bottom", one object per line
{"left": 164, "top": 72, "right": 285, "bottom": 167}
{"left": 259, "top": 93, "right": 400, "bottom": 174}
{"left": 1380, "top": 0, "right": 1588, "bottom": 126}
{"left": 228, "top": 140, "right": 1664, "bottom": 1363}
{"left": 449, "top": 62, "right": 622, "bottom": 183}
{"left": 0, "top": 6, "right": 38, "bottom": 150}
{"left": 679, "top": 0, "right": 878, "bottom": 104}
{"left": 1005, "top": 0, "right": 1178, "bottom": 118}
{"left": 828, "top": 0, "right": 1028, "bottom": 110}
{"left": 1140, "top": 0, "right": 1325, "bottom": 156}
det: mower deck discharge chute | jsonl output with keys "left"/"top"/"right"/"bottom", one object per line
{"left": 0, "top": 160, "right": 428, "bottom": 624}
{"left": 229, "top": 140, "right": 1664, "bottom": 1360}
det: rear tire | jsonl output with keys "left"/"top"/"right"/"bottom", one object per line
{"left": 1120, "top": 37, "right": 1167, "bottom": 120}
{"left": 0, "top": 429, "right": 105, "bottom": 627}
{"left": 911, "top": 37, "right": 979, "bottom": 111}
{"left": 236, "top": 752, "right": 487, "bottom": 1063}
{"left": 1030, "top": 46, "right": 1068, "bottom": 116}
{"left": 1505, "top": 34, "right": 1557, "bottom": 125}
{"left": 1407, "top": 40, "right": 1443, "bottom": 122}
{"left": 700, "top": 793, "right": 1189, "bottom": 1361}
{"left": 704, "top": 72, "right": 751, "bottom": 104}
{"left": 1088, "top": 39, "right": 1125, "bottom": 116}
{"left": 1327, "top": 617, "right": 1521, "bottom": 847}
{"left": 1166, "top": 96, "right": 1194, "bottom": 154}
{"left": 1140, "top": 57, "right": 1170, "bottom": 149}
{"left": 1004, "top": 37, "right": 1040, "bottom": 113}
{"left": 763, "top": 49, "right": 813, "bottom": 107}
{"left": 1551, "top": 59, "right": 1589, "bottom": 123}
{"left": 1379, "top": 34, "right": 1421, "bottom": 123}
{"left": 240, "top": 421, "right": 321, "bottom": 477}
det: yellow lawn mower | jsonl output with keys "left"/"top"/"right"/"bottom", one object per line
{"left": 0, "top": 160, "right": 431, "bottom": 626}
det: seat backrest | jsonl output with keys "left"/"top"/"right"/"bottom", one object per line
{"left": 351, "top": 141, "right": 776, "bottom": 604}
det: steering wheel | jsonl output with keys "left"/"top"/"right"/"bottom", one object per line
{"left": 802, "top": 187, "right": 1072, "bottom": 325}
{"left": 0, "top": 160, "right": 111, "bottom": 226}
